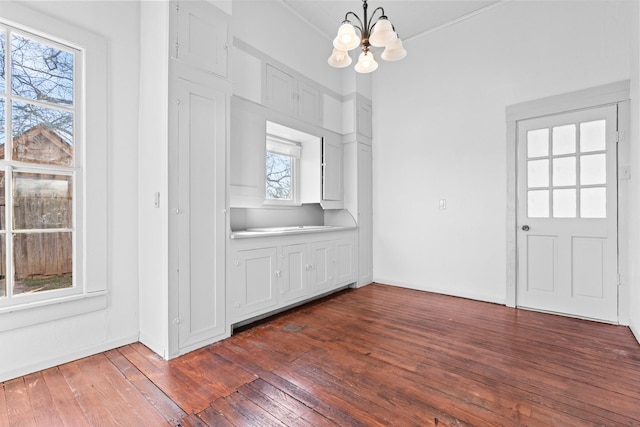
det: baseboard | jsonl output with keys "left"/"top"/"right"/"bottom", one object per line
{"left": 373, "top": 278, "right": 507, "bottom": 306}
{"left": 630, "top": 320, "right": 640, "bottom": 346}
{"left": 0, "top": 334, "right": 139, "bottom": 383}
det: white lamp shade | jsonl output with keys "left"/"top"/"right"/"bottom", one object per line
{"left": 328, "top": 48, "right": 352, "bottom": 68}
{"left": 354, "top": 51, "right": 378, "bottom": 73}
{"left": 369, "top": 18, "right": 396, "bottom": 47}
{"left": 381, "top": 38, "right": 407, "bottom": 61}
{"left": 333, "top": 22, "right": 360, "bottom": 50}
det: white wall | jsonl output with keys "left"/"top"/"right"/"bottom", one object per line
{"left": 232, "top": 0, "right": 342, "bottom": 94}
{"left": 372, "top": 1, "right": 633, "bottom": 304}
{"left": 0, "top": 1, "right": 140, "bottom": 381}
{"left": 630, "top": 0, "right": 640, "bottom": 342}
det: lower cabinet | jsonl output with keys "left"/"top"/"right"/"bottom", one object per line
{"left": 227, "top": 231, "right": 357, "bottom": 325}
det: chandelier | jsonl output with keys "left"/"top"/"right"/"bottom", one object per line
{"left": 327, "top": 0, "right": 407, "bottom": 73}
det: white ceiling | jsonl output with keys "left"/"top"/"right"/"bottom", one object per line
{"left": 281, "top": 0, "right": 503, "bottom": 42}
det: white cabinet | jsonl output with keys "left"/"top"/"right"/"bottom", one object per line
{"left": 265, "top": 64, "right": 322, "bottom": 125}
{"left": 322, "top": 134, "right": 343, "bottom": 202}
{"left": 281, "top": 243, "right": 308, "bottom": 303}
{"left": 230, "top": 97, "right": 266, "bottom": 207}
{"left": 171, "top": 63, "right": 227, "bottom": 351}
{"left": 308, "top": 240, "right": 333, "bottom": 293}
{"left": 357, "top": 144, "right": 373, "bottom": 285}
{"left": 357, "top": 97, "right": 373, "bottom": 142}
{"left": 227, "top": 231, "right": 357, "bottom": 325}
{"left": 173, "top": 0, "right": 229, "bottom": 77}
{"left": 228, "top": 247, "right": 279, "bottom": 322}
{"left": 138, "top": 1, "right": 230, "bottom": 359}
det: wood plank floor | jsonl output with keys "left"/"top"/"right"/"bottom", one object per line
{"left": 2, "top": 283, "right": 640, "bottom": 426}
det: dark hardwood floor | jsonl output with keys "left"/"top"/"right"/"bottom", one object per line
{"left": 2, "top": 283, "right": 640, "bottom": 426}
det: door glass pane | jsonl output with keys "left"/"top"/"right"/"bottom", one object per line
{"left": 12, "top": 102, "right": 74, "bottom": 166}
{"left": 580, "top": 120, "right": 606, "bottom": 153}
{"left": 13, "top": 172, "right": 73, "bottom": 230}
{"left": 552, "top": 157, "right": 576, "bottom": 187}
{"left": 553, "top": 189, "right": 576, "bottom": 218}
{"left": 581, "top": 187, "right": 606, "bottom": 218}
{"left": 528, "top": 190, "right": 549, "bottom": 218}
{"left": 527, "top": 159, "right": 549, "bottom": 188}
{"left": 12, "top": 231, "right": 72, "bottom": 295}
{"left": 527, "top": 128, "right": 548, "bottom": 157}
{"left": 0, "top": 171, "right": 4, "bottom": 230}
{"left": 552, "top": 124, "right": 576, "bottom": 155}
{"left": 580, "top": 154, "right": 606, "bottom": 185}
{"left": 0, "top": 29, "right": 5, "bottom": 93}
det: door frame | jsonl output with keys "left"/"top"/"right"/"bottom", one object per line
{"left": 506, "top": 80, "right": 631, "bottom": 323}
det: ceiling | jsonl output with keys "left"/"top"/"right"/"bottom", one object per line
{"left": 281, "top": 0, "right": 504, "bottom": 42}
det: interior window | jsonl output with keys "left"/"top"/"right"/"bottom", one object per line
{"left": 265, "top": 135, "right": 301, "bottom": 204}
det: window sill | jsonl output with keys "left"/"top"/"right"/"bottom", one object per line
{"left": 0, "top": 291, "right": 108, "bottom": 332}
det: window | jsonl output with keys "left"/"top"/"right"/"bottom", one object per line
{"left": 0, "top": 22, "right": 81, "bottom": 306}
{"left": 265, "top": 135, "right": 301, "bottom": 205}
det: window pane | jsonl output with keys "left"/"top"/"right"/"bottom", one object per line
{"left": 13, "top": 172, "right": 72, "bottom": 230}
{"left": 266, "top": 152, "right": 292, "bottom": 200}
{"left": 527, "top": 159, "right": 548, "bottom": 188}
{"left": 11, "top": 101, "right": 73, "bottom": 166}
{"left": 0, "top": 171, "right": 4, "bottom": 230}
{"left": 580, "top": 154, "right": 606, "bottom": 185}
{"left": 553, "top": 189, "right": 576, "bottom": 218}
{"left": 580, "top": 120, "right": 606, "bottom": 153}
{"left": 552, "top": 124, "right": 576, "bottom": 155}
{"left": 12, "top": 231, "right": 72, "bottom": 295}
{"left": 527, "top": 128, "right": 548, "bottom": 158}
{"left": 0, "top": 29, "right": 5, "bottom": 93}
{"left": 11, "top": 34, "right": 74, "bottom": 106}
{"left": 581, "top": 188, "right": 606, "bottom": 218}
{"left": 552, "top": 156, "right": 576, "bottom": 187}
{"left": 0, "top": 234, "right": 5, "bottom": 298}
{"left": 0, "top": 98, "right": 4, "bottom": 158}
{"left": 528, "top": 190, "right": 549, "bottom": 218}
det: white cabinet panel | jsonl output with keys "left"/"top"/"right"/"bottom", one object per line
{"left": 265, "top": 64, "right": 322, "bottom": 126}
{"left": 323, "top": 135, "right": 343, "bottom": 202}
{"left": 265, "top": 64, "right": 296, "bottom": 117}
{"left": 175, "top": 0, "right": 228, "bottom": 77}
{"left": 228, "top": 247, "right": 279, "bottom": 322}
{"left": 309, "top": 240, "right": 333, "bottom": 294}
{"left": 357, "top": 97, "right": 372, "bottom": 141}
{"left": 358, "top": 144, "right": 373, "bottom": 286}
{"left": 281, "top": 243, "right": 308, "bottom": 303}
{"left": 334, "top": 238, "right": 356, "bottom": 285}
{"left": 230, "top": 97, "right": 266, "bottom": 207}
{"left": 173, "top": 67, "right": 227, "bottom": 352}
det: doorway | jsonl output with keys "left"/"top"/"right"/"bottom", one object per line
{"left": 516, "top": 105, "right": 618, "bottom": 322}
{"left": 505, "top": 81, "right": 630, "bottom": 323}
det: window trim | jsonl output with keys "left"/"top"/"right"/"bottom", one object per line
{"left": 0, "top": 1, "right": 108, "bottom": 327}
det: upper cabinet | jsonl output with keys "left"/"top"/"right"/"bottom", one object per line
{"left": 265, "top": 64, "right": 322, "bottom": 126}
{"left": 356, "top": 96, "right": 373, "bottom": 141}
{"left": 322, "top": 134, "right": 343, "bottom": 202}
{"left": 173, "top": 0, "right": 229, "bottom": 77}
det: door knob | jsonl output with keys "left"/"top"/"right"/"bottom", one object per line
{"left": 522, "top": 225, "right": 530, "bottom": 231}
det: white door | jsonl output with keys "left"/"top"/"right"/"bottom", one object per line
{"left": 517, "top": 105, "right": 618, "bottom": 322}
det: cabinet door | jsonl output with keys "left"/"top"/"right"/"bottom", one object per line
{"left": 334, "top": 237, "right": 356, "bottom": 286}
{"left": 228, "top": 247, "right": 279, "bottom": 322}
{"left": 174, "top": 0, "right": 229, "bottom": 77}
{"left": 358, "top": 144, "right": 373, "bottom": 286}
{"left": 357, "top": 97, "right": 373, "bottom": 140}
{"left": 308, "top": 241, "right": 333, "bottom": 294}
{"left": 173, "top": 67, "right": 227, "bottom": 351}
{"left": 322, "top": 135, "right": 343, "bottom": 201}
{"left": 297, "top": 81, "right": 322, "bottom": 125}
{"left": 281, "top": 243, "right": 308, "bottom": 303}
{"left": 265, "top": 64, "right": 296, "bottom": 117}
{"left": 230, "top": 97, "right": 266, "bottom": 207}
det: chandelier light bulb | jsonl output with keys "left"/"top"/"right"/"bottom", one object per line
{"left": 328, "top": 48, "right": 352, "bottom": 68}
{"left": 381, "top": 37, "right": 407, "bottom": 61}
{"left": 333, "top": 22, "right": 360, "bottom": 51}
{"left": 369, "top": 17, "right": 397, "bottom": 47}
{"left": 354, "top": 51, "right": 378, "bottom": 73}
